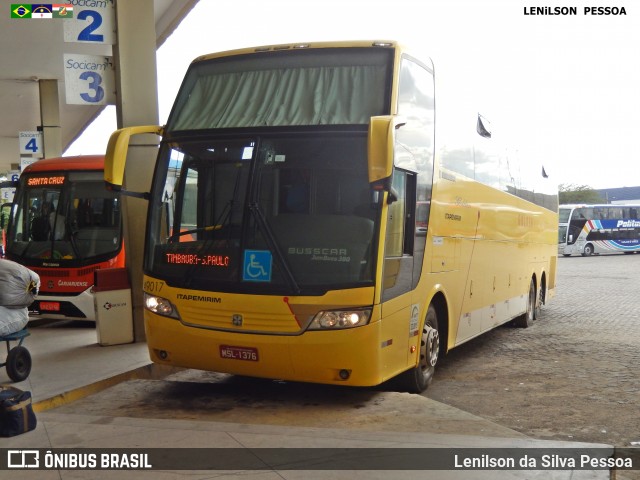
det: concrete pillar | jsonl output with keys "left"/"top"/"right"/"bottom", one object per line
{"left": 39, "top": 79, "right": 62, "bottom": 158}
{"left": 113, "top": 0, "right": 160, "bottom": 341}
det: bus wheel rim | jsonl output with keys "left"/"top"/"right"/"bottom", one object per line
{"left": 423, "top": 327, "right": 439, "bottom": 368}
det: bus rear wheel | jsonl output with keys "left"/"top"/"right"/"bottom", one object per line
{"left": 513, "top": 278, "right": 535, "bottom": 328}
{"left": 399, "top": 304, "right": 440, "bottom": 393}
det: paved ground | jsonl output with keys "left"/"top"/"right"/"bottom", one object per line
{"left": 426, "top": 252, "right": 640, "bottom": 448}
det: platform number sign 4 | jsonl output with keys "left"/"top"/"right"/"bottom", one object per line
{"left": 25, "top": 138, "right": 38, "bottom": 153}
{"left": 19, "top": 132, "right": 43, "bottom": 156}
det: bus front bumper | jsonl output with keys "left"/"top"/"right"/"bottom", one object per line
{"left": 29, "top": 287, "right": 95, "bottom": 321}
{"left": 144, "top": 313, "right": 385, "bottom": 387}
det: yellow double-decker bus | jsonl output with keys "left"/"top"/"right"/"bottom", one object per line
{"left": 106, "top": 41, "right": 558, "bottom": 392}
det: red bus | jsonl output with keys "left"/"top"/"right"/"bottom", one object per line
{"left": 3, "top": 155, "right": 124, "bottom": 320}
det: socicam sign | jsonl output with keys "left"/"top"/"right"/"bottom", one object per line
{"left": 63, "top": 0, "right": 115, "bottom": 45}
{"left": 63, "top": 54, "right": 115, "bottom": 105}
{"left": 18, "top": 131, "right": 43, "bottom": 156}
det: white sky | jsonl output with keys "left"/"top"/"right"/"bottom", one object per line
{"left": 65, "top": 0, "right": 640, "bottom": 190}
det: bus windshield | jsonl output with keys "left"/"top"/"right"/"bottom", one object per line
{"left": 558, "top": 207, "right": 572, "bottom": 223}
{"left": 147, "top": 132, "right": 379, "bottom": 294}
{"left": 7, "top": 171, "right": 122, "bottom": 263}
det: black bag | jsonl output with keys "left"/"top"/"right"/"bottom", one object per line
{"left": 0, "top": 386, "right": 37, "bottom": 437}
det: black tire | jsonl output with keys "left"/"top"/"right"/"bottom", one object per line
{"left": 535, "top": 280, "right": 545, "bottom": 320}
{"left": 398, "top": 304, "right": 440, "bottom": 393}
{"left": 513, "top": 278, "right": 535, "bottom": 328}
{"left": 6, "top": 346, "right": 32, "bottom": 382}
{"left": 582, "top": 244, "right": 594, "bottom": 256}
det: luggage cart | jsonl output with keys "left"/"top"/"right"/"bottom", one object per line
{"left": 0, "top": 329, "right": 31, "bottom": 382}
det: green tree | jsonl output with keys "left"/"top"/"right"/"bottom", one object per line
{"left": 558, "top": 184, "right": 604, "bottom": 204}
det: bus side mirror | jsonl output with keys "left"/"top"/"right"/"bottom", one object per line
{"left": 568, "top": 234, "right": 573, "bottom": 243}
{"left": 105, "top": 125, "right": 163, "bottom": 191}
{"left": 367, "top": 115, "right": 406, "bottom": 188}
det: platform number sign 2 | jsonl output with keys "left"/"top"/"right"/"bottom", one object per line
{"left": 77, "top": 9, "right": 105, "bottom": 42}
{"left": 63, "top": 4, "right": 115, "bottom": 45}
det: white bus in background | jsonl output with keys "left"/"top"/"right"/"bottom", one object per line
{"left": 559, "top": 204, "right": 640, "bottom": 256}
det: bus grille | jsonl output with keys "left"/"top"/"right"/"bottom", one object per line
{"left": 177, "top": 304, "right": 302, "bottom": 334}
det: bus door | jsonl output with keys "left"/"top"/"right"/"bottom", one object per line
{"left": 377, "top": 55, "right": 436, "bottom": 376}
{"left": 379, "top": 169, "right": 419, "bottom": 373}
{"left": 568, "top": 208, "right": 590, "bottom": 252}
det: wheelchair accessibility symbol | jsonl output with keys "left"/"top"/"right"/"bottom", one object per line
{"left": 243, "top": 250, "right": 272, "bottom": 282}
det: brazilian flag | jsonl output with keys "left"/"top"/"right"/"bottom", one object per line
{"left": 11, "top": 4, "right": 31, "bottom": 18}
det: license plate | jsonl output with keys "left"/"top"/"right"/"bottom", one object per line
{"left": 219, "top": 345, "right": 259, "bottom": 361}
{"left": 40, "top": 301, "right": 60, "bottom": 311}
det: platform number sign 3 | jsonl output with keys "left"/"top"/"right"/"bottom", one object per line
{"left": 64, "top": 54, "right": 115, "bottom": 106}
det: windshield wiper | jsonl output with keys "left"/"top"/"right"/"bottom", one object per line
{"left": 248, "top": 202, "right": 300, "bottom": 294}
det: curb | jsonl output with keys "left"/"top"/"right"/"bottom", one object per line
{"left": 33, "top": 363, "right": 181, "bottom": 412}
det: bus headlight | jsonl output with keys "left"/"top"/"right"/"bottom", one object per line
{"left": 308, "top": 308, "right": 371, "bottom": 330}
{"left": 144, "top": 293, "right": 180, "bottom": 319}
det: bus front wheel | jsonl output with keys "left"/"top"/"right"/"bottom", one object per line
{"left": 399, "top": 304, "right": 440, "bottom": 393}
{"left": 582, "top": 244, "right": 594, "bottom": 256}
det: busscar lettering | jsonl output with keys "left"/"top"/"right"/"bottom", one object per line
{"left": 288, "top": 247, "right": 348, "bottom": 256}
{"left": 287, "top": 247, "right": 351, "bottom": 262}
